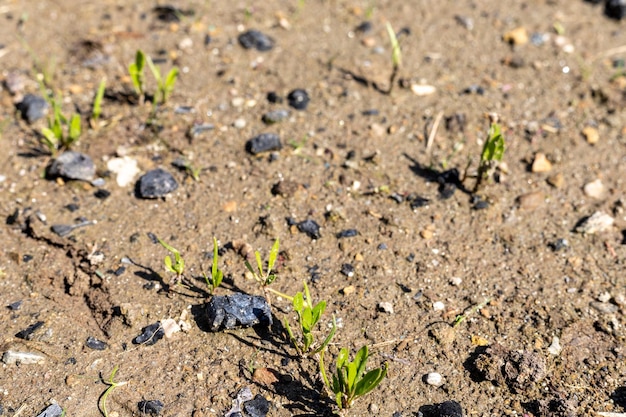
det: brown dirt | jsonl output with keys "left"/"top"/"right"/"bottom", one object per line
{"left": 1, "top": 1, "right": 626, "bottom": 416}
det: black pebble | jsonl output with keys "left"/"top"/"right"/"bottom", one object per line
{"left": 462, "top": 85, "right": 485, "bottom": 95}
{"left": 85, "top": 336, "right": 108, "bottom": 351}
{"left": 65, "top": 357, "right": 77, "bottom": 365}
{"left": 205, "top": 294, "right": 272, "bottom": 331}
{"left": 138, "top": 400, "right": 164, "bottom": 415}
{"left": 48, "top": 151, "right": 96, "bottom": 182}
{"left": 266, "top": 91, "right": 282, "bottom": 103}
{"left": 16, "top": 321, "right": 44, "bottom": 340}
{"left": 246, "top": 133, "right": 282, "bottom": 155}
{"left": 340, "top": 263, "right": 354, "bottom": 277}
{"left": 8, "top": 300, "right": 22, "bottom": 310}
{"left": 147, "top": 232, "right": 159, "bottom": 244}
{"left": 362, "top": 108, "right": 379, "bottom": 116}
{"left": 133, "top": 322, "right": 164, "bottom": 345}
{"left": 408, "top": 194, "right": 430, "bottom": 209}
{"left": 390, "top": 193, "right": 404, "bottom": 204}
{"left": 65, "top": 203, "right": 80, "bottom": 212}
{"left": 114, "top": 266, "right": 126, "bottom": 276}
{"left": 16, "top": 94, "right": 48, "bottom": 124}
{"left": 606, "top": 0, "right": 626, "bottom": 19}
{"left": 355, "top": 21, "right": 373, "bottom": 33}
{"left": 550, "top": 238, "right": 569, "bottom": 251}
{"left": 94, "top": 189, "right": 110, "bottom": 199}
{"left": 244, "top": 394, "right": 270, "bottom": 417}
{"left": 136, "top": 168, "right": 178, "bottom": 199}
{"left": 238, "top": 30, "right": 275, "bottom": 51}
{"left": 471, "top": 196, "right": 489, "bottom": 210}
{"left": 262, "top": 109, "right": 290, "bottom": 124}
{"left": 22, "top": 254, "right": 33, "bottom": 262}
{"left": 51, "top": 224, "right": 75, "bottom": 237}
{"left": 378, "top": 243, "right": 388, "bottom": 250}
{"left": 336, "top": 229, "right": 358, "bottom": 239}
{"left": 287, "top": 89, "right": 310, "bottom": 110}
{"left": 297, "top": 219, "right": 321, "bottom": 239}
{"left": 437, "top": 400, "right": 463, "bottom": 417}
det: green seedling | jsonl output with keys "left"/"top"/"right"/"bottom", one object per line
{"left": 128, "top": 50, "right": 146, "bottom": 96}
{"left": 320, "top": 345, "right": 388, "bottom": 409}
{"left": 157, "top": 237, "right": 185, "bottom": 285}
{"left": 40, "top": 96, "right": 82, "bottom": 154}
{"left": 92, "top": 77, "right": 107, "bottom": 123}
{"left": 99, "top": 365, "right": 127, "bottom": 417}
{"left": 473, "top": 121, "right": 505, "bottom": 192}
{"left": 385, "top": 21, "right": 402, "bottom": 94}
{"left": 453, "top": 298, "right": 492, "bottom": 328}
{"left": 203, "top": 237, "right": 224, "bottom": 294}
{"left": 146, "top": 54, "right": 179, "bottom": 104}
{"left": 284, "top": 281, "right": 336, "bottom": 356}
{"left": 244, "top": 238, "right": 280, "bottom": 289}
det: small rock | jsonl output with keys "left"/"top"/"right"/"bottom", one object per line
{"left": 161, "top": 318, "right": 181, "bottom": 338}
{"left": 48, "top": 151, "right": 96, "bottom": 181}
{"left": 133, "top": 322, "right": 164, "bottom": 345}
{"left": 547, "top": 172, "right": 564, "bottom": 188}
{"left": 531, "top": 152, "right": 552, "bottom": 173}
{"left": 243, "top": 394, "right": 270, "bottom": 417}
{"left": 575, "top": 211, "right": 614, "bottom": 234}
{"left": 425, "top": 372, "right": 444, "bottom": 387}
{"left": 94, "top": 189, "right": 110, "bottom": 200}
{"left": 238, "top": 30, "right": 275, "bottom": 51}
{"left": 605, "top": 0, "right": 626, "bottom": 20}
{"left": 598, "top": 292, "right": 612, "bottom": 303}
{"left": 233, "top": 118, "right": 247, "bottom": 129}
{"left": 2, "top": 350, "right": 45, "bottom": 364}
{"left": 252, "top": 367, "right": 279, "bottom": 386}
{"left": 517, "top": 191, "right": 544, "bottom": 210}
{"left": 262, "top": 109, "right": 290, "bottom": 124}
{"left": 35, "top": 404, "right": 63, "bottom": 417}
{"left": 16, "top": 94, "right": 49, "bottom": 123}
{"left": 107, "top": 157, "right": 140, "bottom": 187}
{"left": 449, "top": 277, "right": 462, "bottom": 286}
{"left": 287, "top": 89, "right": 310, "bottom": 110}
{"left": 205, "top": 294, "right": 272, "bottom": 331}
{"left": 8, "top": 300, "right": 23, "bottom": 310}
{"left": 336, "top": 229, "right": 358, "bottom": 239}
{"left": 590, "top": 301, "right": 619, "bottom": 314}
{"left": 433, "top": 301, "right": 445, "bottom": 311}
{"left": 271, "top": 180, "right": 298, "bottom": 197}
{"left": 436, "top": 401, "right": 463, "bottom": 417}
{"left": 246, "top": 133, "right": 282, "bottom": 155}
{"left": 16, "top": 321, "right": 45, "bottom": 340}
{"left": 582, "top": 126, "right": 600, "bottom": 144}
{"left": 547, "top": 336, "right": 562, "bottom": 355}
{"left": 138, "top": 400, "right": 164, "bottom": 415}
{"left": 342, "top": 285, "right": 356, "bottom": 295}
{"left": 266, "top": 91, "right": 282, "bottom": 103}
{"left": 297, "top": 219, "right": 321, "bottom": 239}
{"left": 583, "top": 179, "right": 605, "bottom": 199}
{"left": 410, "top": 84, "right": 436, "bottom": 96}
{"left": 378, "top": 302, "right": 394, "bottom": 314}
{"left": 503, "top": 27, "right": 529, "bottom": 45}
{"left": 420, "top": 229, "right": 434, "bottom": 239}
{"left": 136, "top": 169, "right": 178, "bottom": 199}
{"left": 549, "top": 238, "right": 569, "bottom": 251}
{"left": 340, "top": 263, "right": 355, "bottom": 277}
{"left": 85, "top": 336, "right": 107, "bottom": 351}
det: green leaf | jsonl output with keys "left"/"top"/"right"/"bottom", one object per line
{"left": 354, "top": 364, "right": 388, "bottom": 397}
{"left": 92, "top": 77, "right": 106, "bottom": 121}
{"left": 157, "top": 237, "right": 179, "bottom": 255}
{"left": 212, "top": 237, "right": 219, "bottom": 281}
{"left": 162, "top": 67, "right": 178, "bottom": 102}
{"left": 311, "top": 300, "right": 326, "bottom": 327}
{"left": 164, "top": 255, "right": 174, "bottom": 272}
{"left": 265, "top": 273, "right": 276, "bottom": 285}
{"left": 293, "top": 292, "right": 304, "bottom": 312}
{"left": 303, "top": 280, "right": 312, "bottom": 309}
{"left": 268, "top": 238, "right": 280, "bottom": 272}
{"left": 68, "top": 113, "right": 81, "bottom": 142}
{"left": 254, "top": 251, "right": 264, "bottom": 278}
{"left": 303, "top": 332, "right": 313, "bottom": 351}
{"left": 354, "top": 345, "right": 369, "bottom": 383}
{"left": 284, "top": 318, "right": 301, "bottom": 355}
{"left": 301, "top": 306, "right": 313, "bottom": 331}
{"left": 146, "top": 54, "right": 161, "bottom": 85}
{"left": 41, "top": 127, "right": 58, "bottom": 148}
{"left": 386, "top": 21, "right": 402, "bottom": 69}
{"left": 481, "top": 123, "right": 504, "bottom": 163}
{"left": 135, "top": 50, "right": 145, "bottom": 73}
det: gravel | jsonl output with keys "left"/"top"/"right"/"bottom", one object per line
{"left": 238, "top": 30, "right": 275, "bottom": 51}
{"left": 246, "top": 133, "right": 282, "bottom": 155}
{"left": 136, "top": 168, "right": 179, "bottom": 198}
{"left": 205, "top": 294, "right": 272, "bottom": 331}
{"left": 287, "top": 89, "right": 310, "bottom": 110}
{"left": 48, "top": 151, "right": 96, "bottom": 181}
{"left": 16, "top": 94, "right": 49, "bottom": 123}
{"left": 85, "top": 336, "right": 107, "bottom": 350}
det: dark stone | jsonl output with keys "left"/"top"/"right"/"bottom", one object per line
{"left": 549, "top": 238, "right": 569, "bottom": 251}
{"left": 16, "top": 94, "right": 49, "bottom": 124}
{"left": 147, "top": 232, "right": 159, "bottom": 244}
{"left": 287, "top": 89, "right": 310, "bottom": 110}
{"left": 35, "top": 404, "right": 63, "bottom": 417}
{"left": 408, "top": 194, "right": 430, "bottom": 209}
{"left": 133, "top": 322, "right": 164, "bottom": 345}
{"left": 378, "top": 243, "right": 388, "bottom": 250}
{"left": 15, "top": 321, "right": 44, "bottom": 340}
{"left": 65, "top": 203, "right": 80, "bottom": 212}
{"left": 65, "top": 357, "right": 77, "bottom": 365}
{"left": 606, "top": 0, "right": 626, "bottom": 19}
{"left": 262, "top": 109, "right": 290, "bottom": 124}
{"left": 437, "top": 401, "right": 463, "bottom": 417}
{"left": 266, "top": 91, "right": 282, "bottom": 103}
{"left": 362, "top": 108, "right": 379, "bottom": 116}
{"left": 7, "top": 300, "right": 22, "bottom": 310}
{"left": 238, "top": 30, "right": 275, "bottom": 51}
{"left": 114, "top": 266, "right": 126, "bottom": 276}
{"left": 297, "top": 219, "right": 321, "bottom": 239}
{"left": 243, "top": 394, "right": 270, "bottom": 417}
{"left": 336, "top": 229, "right": 358, "bottom": 239}
{"left": 390, "top": 193, "right": 404, "bottom": 204}
{"left": 462, "top": 85, "right": 485, "bottom": 95}
{"left": 48, "top": 151, "right": 96, "bottom": 181}
{"left": 205, "top": 294, "right": 272, "bottom": 331}
{"left": 471, "top": 195, "right": 489, "bottom": 210}
{"left": 85, "top": 336, "right": 107, "bottom": 351}
{"left": 340, "top": 263, "right": 354, "bottom": 277}
{"left": 51, "top": 224, "right": 74, "bottom": 237}
{"left": 355, "top": 21, "right": 373, "bottom": 33}
{"left": 138, "top": 400, "right": 164, "bottom": 415}
{"left": 22, "top": 254, "right": 33, "bottom": 262}
{"left": 246, "top": 133, "right": 282, "bottom": 155}
{"left": 94, "top": 189, "right": 110, "bottom": 199}
{"left": 153, "top": 5, "right": 194, "bottom": 22}
{"left": 136, "top": 168, "right": 178, "bottom": 199}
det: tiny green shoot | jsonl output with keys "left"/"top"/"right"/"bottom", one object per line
{"left": 320, "top": 345, "right": 388, "bottom": 409}
{"left": 203, "top": 237, "right": 224, "bottom": 294}
{"left": 474, "top": 121, "right": 505, "bottom": 192}
{"left": 284, "top": 281, "right": 336, "bottom": 356}
{"left": 146, "top": 55, "right": 179, "bottom": 104}
{"left": 128, "top": 50, "right": 146, "bottom": 97}
{"left": 92, "top": 77, "right": 106, "bottom": 123}
{"left": 99, "top": 365, "right": 127, "bottom": 417}
{"left": 453, "top": 298, "right": 491, "bottom": 328}
{"left": 157, "top": 237, "right": 185, "bottom": 285}
{"left": 385, "top": 21, "right": 402, "bottom": 94}
{"left": 244, "top": 238, "right": 280, "bottom": 288}
{"left": 40, "top": 95, "right": 82, "bottom": 154}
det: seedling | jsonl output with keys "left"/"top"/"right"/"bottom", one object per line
{"left": 203, "top": 237, "right": 224, "bottom": 294}
{"left": 244, "top": 238, "right": 280, "bottom": 289}
{"left": 91, "top": 77, "right": 106, "bottom": 124}
{"left": 284, "top": 281, "right": 336, "bottom": 356}
{"left": 128, "top": 50, "right": 146, "bottom": 97}
{"left": 453, "top": 298, "right": 491, "bottom": 328}
{"left": 473, "top": 121, "right": 505, "bottom": 192}
{"left": 146, "top": 54, "right": 179, "bottom": 104}
{"left": 157, "top": 237, "right": 185, "bottom": 285}
{"left": 320, "top": 345, "right": 388, "bottom": 409}
{"left": 40, "top": 96, "right": 82, "bottom": 154}
{"left": 99, "top": 365, "right": 128, "bottom": 417}
{"left": 385, "top": 21, "right": 402, "bottom": 94}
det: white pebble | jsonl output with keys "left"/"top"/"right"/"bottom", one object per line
{"left": 547, "top": 336, "right": 562, "bottom": 356}
{"left": 583, "top": 179, "right": 605, "bottom": 199}
{"left": 575, "top": 211, "right": 614, "bottom": 234}
{"left": 433, "top": 301, "right": 445, "bottom": 311}
{"left": 233, "top": 118, "right": 246, "bottom": 129}
{"left": 425, "top": 372, "right": 444, "bottom": 387}
{"left": 378, "top": 302, "right": 394, "bottom": 314}
{"left": 449, "top": 277, "right": 462, "bottom": 286}
{"left": 2, "top": 350, "right": 45, "bottom": 364}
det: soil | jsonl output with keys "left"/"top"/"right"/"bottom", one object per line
{"left": 1, "top": 1, "right": 626, "bottom": 416}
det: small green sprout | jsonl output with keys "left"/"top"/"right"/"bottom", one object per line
{"left": 320, "top": 345, "right": 388, "bottom": 409}
{"left": 453, "top": 298, "right": 491, "bottom": 328}
{"left": 146, "top": 54, "right": 179, "bottom": 104}
{"left": 40, "top": 96, "right": 82, "bottom": 154}
{"left": 244, "top": 238, "right": 280, "bottom": 289}
{"left": 284, "top": 281, "right": 336, "bottom": 356}
{"left": 385, "top": 21, "right": 402, "bottom": 94}
{"left": 474, "top": 121, "right": 505, "bottom": 192}
{"left": 157, "top": 237, "right": 185, "bottom": 285}
{"left": 92, "top": 77, "right": 106, "bottom": 123}
{"left": 128, "top": 50, "right": 146, "bottom": 96}
{"left": 99, "top": 365, "right": 127, "bottom": 417}
{"left": 203, "top": 237, "right": 224, "bottom": 294}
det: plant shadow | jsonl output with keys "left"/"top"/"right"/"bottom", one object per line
{"left": 403, "top": 152, "right": 471, "bottom": 198}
